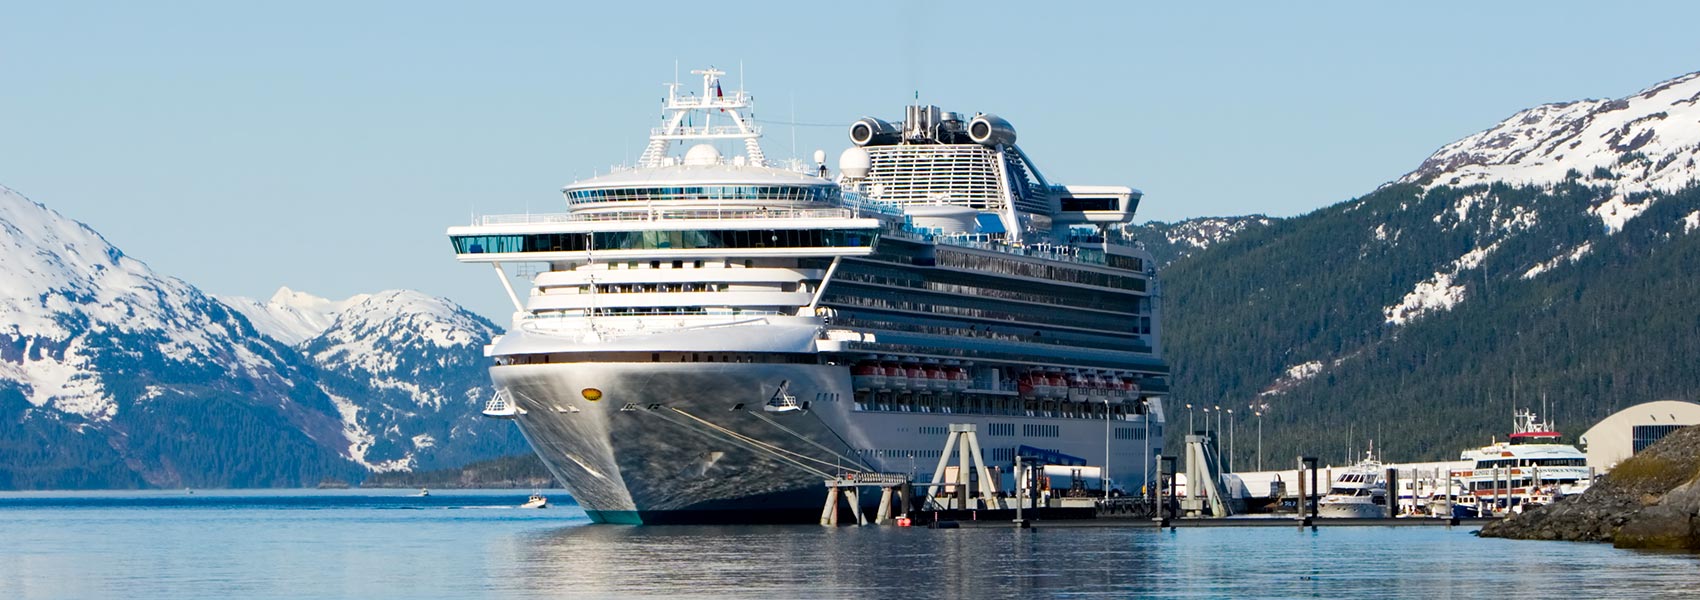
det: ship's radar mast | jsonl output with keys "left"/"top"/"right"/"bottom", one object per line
{"left": 636, "top": 67, "right": 767, "bottom": 168}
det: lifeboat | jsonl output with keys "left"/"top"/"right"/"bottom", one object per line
{"left": 884, "top": 361, "right": 907, "bottom": 390}
{"left": 1017, "top": 373, "right": 1038, "bottom": 398}
{"left": 903, "top": 362, "right": 926, "bottom": 390}
{"left": 1046, "top": 371, "right": 1068, "bottom": 399}
{"left": 1116, "top": 376, "right": 1136, "bottom": 399}
{"left": 851, "top": 362, "right": 884, "bottom": 390}
{"left": 1090, "top": 372, "right": 1111, "bottom": 398}
{"left": 948, "top": 367, "right": 972, "bottom": 391}
{"left": 923, "top": 361, "right": 949, "bottom": 391}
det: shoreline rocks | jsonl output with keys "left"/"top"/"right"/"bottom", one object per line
{"left": 1479, "top": 425, "right": 1700, "bottom": 550}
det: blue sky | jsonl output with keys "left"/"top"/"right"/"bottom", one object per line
{"left": 4, "top": 1, "right": 1700, "bottom": 319}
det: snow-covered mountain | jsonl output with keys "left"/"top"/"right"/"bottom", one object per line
{"left": 220, "top": 287, "right": 371, "bottom": 345}
{"left": 1399, "top": 71, "right": 1700, "bottom": 234}
{"left": 1163, "top": 70, "right": 1700, "bottom": 466}
{"left": 1368, "top": 71, "right": 1700, "bottom": 327}
{"left": 0, "top": 183, "right": 523, "bottom": 489}
{"left": 0, "top": 184, "right": 356, "bottom": 488}
{"left": 1121, "top": 215, "right": 1275, "bottom": 267}
{"left": 297, "top": 290, "right": 518, "bottom": 472}
{"left": 221, "top": 286, "right": 519, "bottom": 472}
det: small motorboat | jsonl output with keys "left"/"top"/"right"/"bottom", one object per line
{"left": 416, "top": 488, "right": 431, "bottom": 497}
{"left": 521, "top": 493, "right": 549, "bottom": 509}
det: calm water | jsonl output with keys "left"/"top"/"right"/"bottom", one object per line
{"left": 2, "top": 489, "right": 1696, "bottom": 599}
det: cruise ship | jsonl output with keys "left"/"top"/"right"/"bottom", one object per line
{"left": 446, "top": 68, "right": 1169, "bottom": 524}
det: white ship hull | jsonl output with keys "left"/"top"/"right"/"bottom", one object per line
{"left": 494, "top": 331, "right": 1158, "bottom": 523}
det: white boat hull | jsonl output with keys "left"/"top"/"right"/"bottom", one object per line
{"left": 494, "top": 356, "right": 1160, "bottom": 524}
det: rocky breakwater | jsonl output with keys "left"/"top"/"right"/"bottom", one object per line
{"left": 1480, "top": 425, "right": 1700, "bottom": 550}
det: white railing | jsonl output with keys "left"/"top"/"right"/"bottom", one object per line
{"left": 650, "top": 125, "right": 761, "bottom": 138}
{"left": 476, "top": 207, "right": 867, "bottom": 226}
{"left": 667, "top": 90, "right": 753, "bottom": 108}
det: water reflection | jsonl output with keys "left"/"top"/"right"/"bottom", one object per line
{"left": 508, "top": 524, "right": 1700, "bottom": 599}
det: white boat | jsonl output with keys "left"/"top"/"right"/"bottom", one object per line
{"left": 446, "top": 67, "right": 1168, "bottom": 524}
{"left": 416, "top": 488, "right": 430, "bottom": 497}
{"left": 1454, "top": 409, "right": 1592, "bottom": 516}
{"left": 521, "top": 493, "right": 548, "bottom": 509}
{"left": 1318, "top": 449, "right": 1387, "bottom": 518}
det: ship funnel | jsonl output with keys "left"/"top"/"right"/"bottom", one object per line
{"left": 968, "top": 114, "right": 1017, "bottom": 147}
{"left": 849, "top": 118, "right": 899, "bottom": 146}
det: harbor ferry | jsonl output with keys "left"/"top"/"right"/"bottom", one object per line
{"left": 1453, "top": 409, "right": 1593, "bottom": 516}
{"left": 447, "top": 68, "right": 1168, "bottom": 523}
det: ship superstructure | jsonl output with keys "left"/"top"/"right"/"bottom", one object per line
{"left": 447, "top": 68, "right": 1168, "bottom": 523}
{"left": 1454, "top": 409, "right": 1592, "bottom": 514}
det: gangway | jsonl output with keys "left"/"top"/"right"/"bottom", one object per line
{"left": 1182, "top": 432, "right": 1232, "bottom": 517}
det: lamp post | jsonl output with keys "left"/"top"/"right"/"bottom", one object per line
{"left": 1227, "top": 408, "right": 1235, "bottom": 473}
{"left": 1252, "top": 402, "right": 1268, "bottom": 471}
{"left": 1142, "top": 398, "right": 1151, "bottom": 498}
{"left": 1186, "top": 403, "right": 1194, "bottom": 434}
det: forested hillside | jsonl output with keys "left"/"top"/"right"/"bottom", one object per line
{"left": 1160, "top": 71, "right": 1700, "bottom": 468}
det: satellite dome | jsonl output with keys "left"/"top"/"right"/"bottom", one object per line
{"left": 838, "top": 147, "right": 871, "bottom": 178}
{"left": 682, "top": 144, "right": 722, "bottom": 166}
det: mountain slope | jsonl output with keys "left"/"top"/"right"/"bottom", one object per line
{"left": 220, "top": 287, "right": 371, "bottom": 346}
{"left": 0, "top": 185, "right": 360, "bottom": 488}
{"left": 1121, "top": 216, "right": 1275, "bottom": 267}
{"left": 1162, "top": 72, "right": 1700, "bottom": 467}
{"left": 300, "top": 290, "right": 524, "bottom": 472}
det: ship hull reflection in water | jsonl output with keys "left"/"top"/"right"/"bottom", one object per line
{"left": 504, "top": 523, "right": 1700, "bottom": 598}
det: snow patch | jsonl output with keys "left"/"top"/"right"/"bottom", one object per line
{"left": 1521, "top": 242, "right": 1594, "bottom": 280}
{"left": 1590, "top": 195, "right": 1652, "bottom": 235}
{"left": 1284, "top": 361, "right": 1323, "bottom": 381}
{"left": 323, "top": 387, "right": 412, "bottom": 472}
{"left": 1148, "top": 216, "right": 1272, "bottom": 251}
{"left": 1260, "top": 360, "right": 1330, "bottom": 397}
{"left": 1683, "top": 210, "right": 1700, "bottom": 233}
{"left": 1384, "top": 273, "right": 1467, "bottom": 326}
{"left": 1384, "top": 242, "right": 1501, "bottom": 325}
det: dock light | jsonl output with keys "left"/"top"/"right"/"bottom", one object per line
{"left": 582, "top": 388, "right": 603, "bottom": 401}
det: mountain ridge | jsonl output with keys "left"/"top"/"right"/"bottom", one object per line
{"left": 0, "top": 184, "right": 522, "bottom": 488}
{"left": 1160, "top": 70, "right": 1700, "bottom": 467}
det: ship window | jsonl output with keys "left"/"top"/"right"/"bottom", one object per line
{"left": 673, "top": 260, "right": 683, "bottom": 269}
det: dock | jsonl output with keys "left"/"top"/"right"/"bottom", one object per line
{"left": 815, "top": 421, "right": 1498, "bottom": 529}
